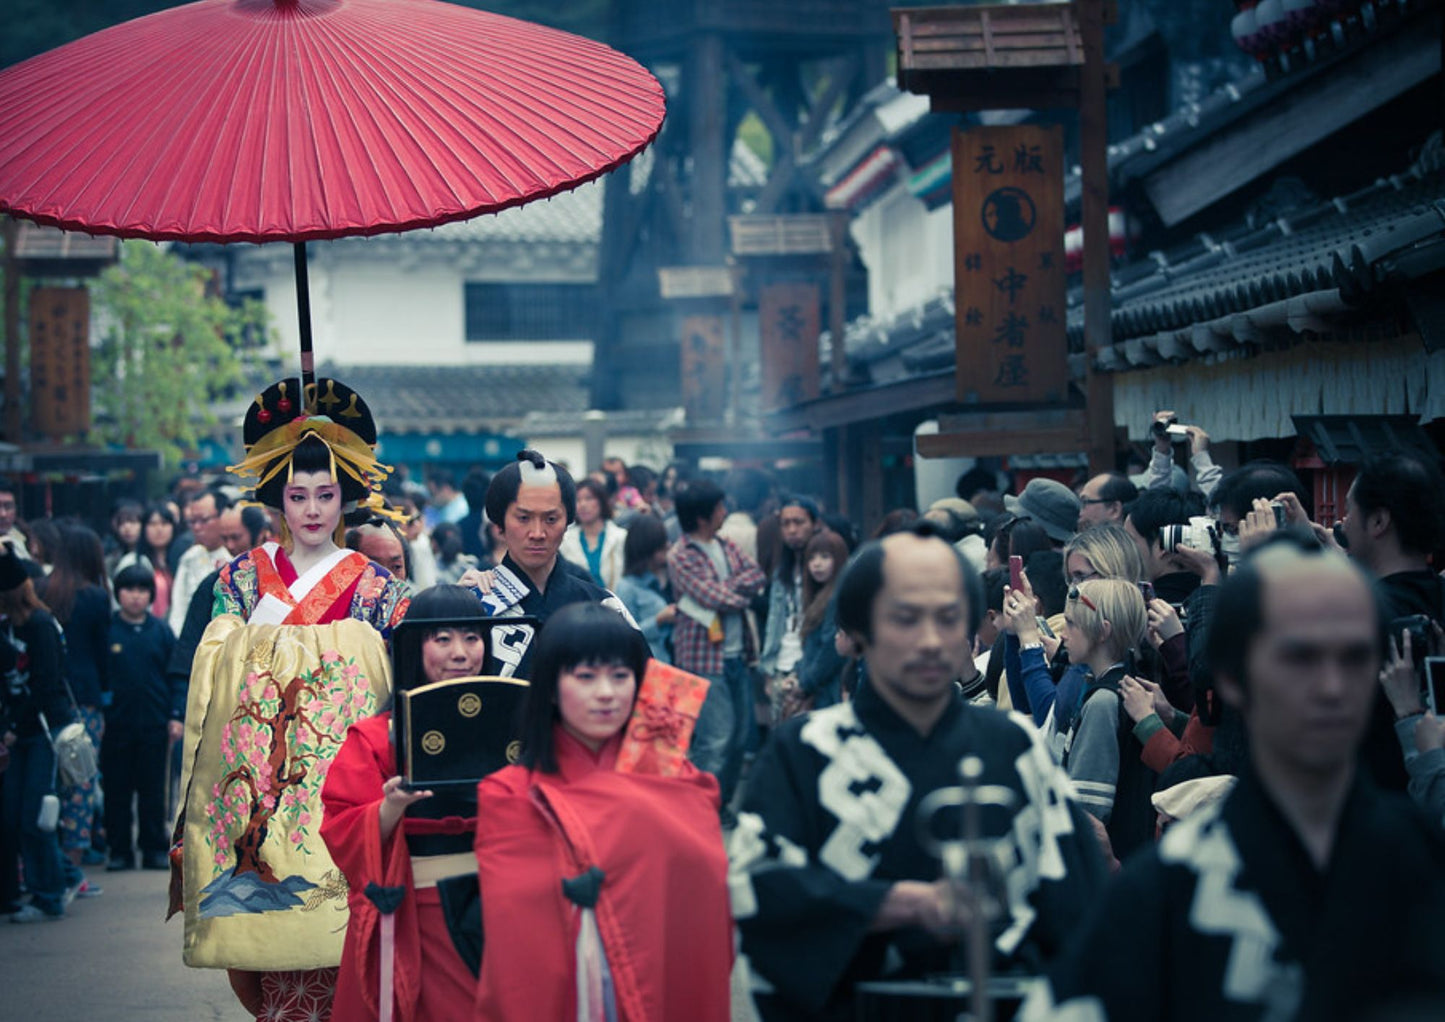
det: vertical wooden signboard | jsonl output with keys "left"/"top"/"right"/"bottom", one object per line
{"left": 29, "top": 286, "right": 91, "bottom": 438}
{"left": 679, "top": 314, "right": 727, "bottom": 423}
{"left": 758, "top": 281, "right": 821, "bottom": 412}
{"left": 952, "top": 124, "right": 1067, "bottom": 404}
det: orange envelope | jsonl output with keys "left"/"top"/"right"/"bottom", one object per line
{"left": 615, "top": 659, "right": 711, "bottom": 776}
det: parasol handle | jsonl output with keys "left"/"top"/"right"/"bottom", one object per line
{"left": 293, "top": 241, "right": 316, "bottom": 407}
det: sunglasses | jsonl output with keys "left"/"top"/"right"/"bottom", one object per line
{"left": 1067, "top": 585, "right": 1098, "bottom": 612}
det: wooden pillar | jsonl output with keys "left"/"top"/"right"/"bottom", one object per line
{"left": 2, "top": 218, "right": 19, "bottom": 443}
{"left": 832, "top": 424, "right": 853, "bottom": 520}
{"left": 1079, "top": 0, "right": 1116, "bottom": 475}
{"left": 859, "top": 426, "right": 883, "bottom": 535}
{"left": 828, "top": 212, "right": 849, "bottom": 392}
{"left": 688, "top": 34, "right": 728, "bottom": 265}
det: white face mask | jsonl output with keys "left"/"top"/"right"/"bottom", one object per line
{"left": 1220, "top": 530, "right": 1241, "bottom": 569}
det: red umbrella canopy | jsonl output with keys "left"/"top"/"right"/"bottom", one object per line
{"left": 0, "top": 0, "right": 666, "bottom": 243}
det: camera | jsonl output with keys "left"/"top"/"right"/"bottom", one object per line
{"left": 1269, "top": 501, "right": 1287, "bottom": 528}
{"left": 1151, "top": 417, "right": 1189, "bottom": 444}
{"left": 1161, "top": 516, "right": 1219, "bottom": 555}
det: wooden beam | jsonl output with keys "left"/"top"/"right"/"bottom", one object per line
{"left": 765, "top": 371, "right": 958, "bottom": 433}
{"left": 917, "top": 426, "right": 1086, "bottom": 459}
{"left": 724, "top": 50, "right": 796, "bottom": 161}
{"left": 799, "top": 54, "right": 860, "bottom": 153}
{"left": 1142, "top": 20, "right": 1439, "bottom": 226}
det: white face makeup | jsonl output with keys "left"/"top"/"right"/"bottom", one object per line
{"left": 283, "top": 470, "right": 343, "bottom": 552}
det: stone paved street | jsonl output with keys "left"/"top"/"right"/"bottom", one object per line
{"left": 0, "top": 865, "right": 247, "bottom": 1021}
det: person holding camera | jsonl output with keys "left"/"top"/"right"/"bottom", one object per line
{"left": 1020, "top": 536, "right": 1445, "bottom": 1022}
{"left": 1329, "top": 448, "right": 1445, "bottom": 797}
{"left": 0, "top": 542, "right": 73, "bottom": 922}
{"left": 1145, "top": 409, "right": 1221, "bottom": 502}
{"left": 1009, "top": 579, "right": 1156, "bottom": 858}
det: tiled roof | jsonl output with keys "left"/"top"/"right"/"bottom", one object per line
{"left": 826, "top": 143, "right": 1445, "bottom": 387}
{"left": 319, "top": 362, "right": 589, "bottom": 434}
{"left": 1067, "top": 162, "right": 1445, "bottom": 352}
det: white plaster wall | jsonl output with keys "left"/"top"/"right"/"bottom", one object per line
{"left": 246, "top": 252, "right": 592, "bottom": 367}
{"left": 852, "top": 187, "right": 956, "bottom": 320}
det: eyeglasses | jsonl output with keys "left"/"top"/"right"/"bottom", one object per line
{"left": 1067, "top": 585, "right": 1098, "bottom": 611}
{"left": 186, "top": 513, "right": 216, "bottom": 528}
{"left": 1068, "top": 569, "right": 1100, "bottom": 584}
{"left": 1078, "top": 497, "right": 1112, "bottom": 506}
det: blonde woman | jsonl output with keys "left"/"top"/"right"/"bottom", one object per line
{"left": 1008, "top": 579, "right": 1155, "bottom": 856}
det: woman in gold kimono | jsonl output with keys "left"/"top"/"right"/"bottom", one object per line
{"left": 174, "top": 378, "right": 409, "bottom": 1022}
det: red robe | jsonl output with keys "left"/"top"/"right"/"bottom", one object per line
{"left": 320, "top": 714, "right": 476, "bottom": 1022}
{"left": 473, "top": 728, "right": 733, "bottom": 1021}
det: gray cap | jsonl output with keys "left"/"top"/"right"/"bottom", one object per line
{"left": 1003, "top": 478, "right": 1082, "bottom": 544}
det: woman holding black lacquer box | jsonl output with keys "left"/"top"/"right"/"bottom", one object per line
{"left": 321, "top": 584, "right": 493, "bottom": 1022}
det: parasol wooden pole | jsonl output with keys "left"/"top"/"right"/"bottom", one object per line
{"left": 293, "top": 241, "right": 316, "bottom": 405}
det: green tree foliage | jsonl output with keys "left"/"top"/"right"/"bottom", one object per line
{"left": 91, "top": 242, "right": 269, "bottom": 465}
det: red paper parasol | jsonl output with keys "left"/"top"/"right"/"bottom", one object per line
{"left": 0, "top": 0, "right": 664, "bottom": 387}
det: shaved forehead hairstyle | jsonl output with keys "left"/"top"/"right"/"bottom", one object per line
{"left": 835, "top": 521, "right": 982, "bottom": 644}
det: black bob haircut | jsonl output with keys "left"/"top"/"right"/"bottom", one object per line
{"left": 835, "top": 521, "right": 983, "bottom": 645}
{"left": 112, "top": 563, "right": 156, "bottom": 597}
{"left": 483, "top": 449, "right": 578, "bottom": 528}
{"left": 389, "top": 584, "right": 489, "bottom": 695}
{"left": 1205, "top": 529, "right": 1387, "bottom": 694}
{"left": 674, "top": 478, "right": 727, "bottom": 534}
{"left": 517, "top": 601, "right": 650, "bottom": 774}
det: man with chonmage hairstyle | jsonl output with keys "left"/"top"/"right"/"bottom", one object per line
{"left": 1020, "top": 533, "right": 1445, "bottom": 1021}
{"left": 459, "top": 449, "right": 640, "bottom": 680}
{"left": 730, "top": 522, "right": 1106, "bottom": 1021}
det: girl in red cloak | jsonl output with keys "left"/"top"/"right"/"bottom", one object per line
{"left": 320, "top": 584, "right": 489, "bottom": 1022}
{"left": 473, "top": 602, "right": 734, "bottom": 1022}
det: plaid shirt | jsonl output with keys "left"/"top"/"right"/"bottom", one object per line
{"left": 667, "top": 534, "right": 766, "bottom": 677}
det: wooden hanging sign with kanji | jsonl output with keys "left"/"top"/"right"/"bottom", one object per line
{"left": 952, "top": 123, "right": 1067, "bottom": 404}
{"left": 29, "top": 286, "right": 92, "bottom": 438}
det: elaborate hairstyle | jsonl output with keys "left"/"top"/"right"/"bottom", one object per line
{"left": 389, "top": 584, "right": 488, "bottom": 694}
{"left": 517, "top": 602, "right": 649, "bottom": 774}
{"left": 836, "top": 521, "right": 983, "bottom": 644}
{"left": 1063, "top": 522, "right": 1145, "bottom": 583}
{"left": 1068, "top": 579, "right": 1147, "bottom": 664}
{"left": 484, "top": 449, "right": 578, "bottom": 528}
{"left": 801, "top": 529, "right": 850, "bottom": 639}
{"left": 229, "top": 377, "right": 395, "bottom": 545}
{"left": 622, "top": 512, "right": 669, "bottom": 577}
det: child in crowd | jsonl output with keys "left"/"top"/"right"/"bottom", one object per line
{"left": 102, "top": 564, "right": 177, "bottom": 871}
